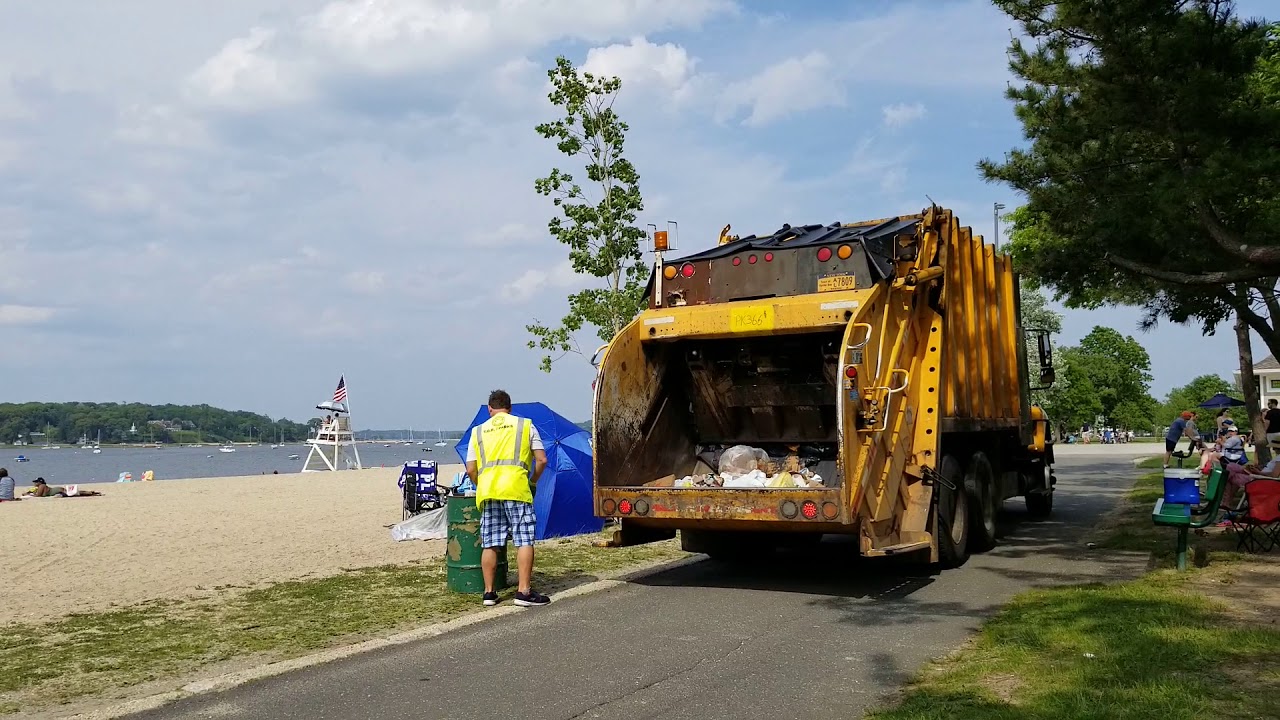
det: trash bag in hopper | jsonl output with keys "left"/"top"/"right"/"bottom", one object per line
{"left": 718, "top": 445, "right": 769, "bottom": 476}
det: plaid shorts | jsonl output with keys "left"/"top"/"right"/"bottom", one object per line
{"left": 480, "top": 499, "right": 537, "bottom": 548}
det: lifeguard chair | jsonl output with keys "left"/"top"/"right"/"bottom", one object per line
{"left": 301, "top": 393, "right": 363, "bottom": 472}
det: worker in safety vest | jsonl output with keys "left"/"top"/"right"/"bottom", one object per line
{"left": 465, "top": 389, "right": 550, "bottom": 607}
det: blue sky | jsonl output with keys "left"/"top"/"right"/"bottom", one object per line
{"left": 0, "top": 0, "right": 1274, "bottom": 428}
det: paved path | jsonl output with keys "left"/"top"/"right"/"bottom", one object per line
{"left": 131, "top": 456, "right": 1145, "bottom": 720}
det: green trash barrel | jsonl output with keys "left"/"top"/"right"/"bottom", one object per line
{"left": 446, "top": 495, "right": 508, "bottom": 593}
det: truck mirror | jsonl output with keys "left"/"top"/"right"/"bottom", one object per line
{"left": 1035, "top": 331, "right": 1054, "bottom": 387}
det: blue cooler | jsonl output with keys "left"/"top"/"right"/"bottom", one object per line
{"left": 1162, "top": 468, "right": 1201, "bottom": 505}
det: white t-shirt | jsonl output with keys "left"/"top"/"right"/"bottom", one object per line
{"left": 464, "top": 417, "right": 544, "bottom": 463}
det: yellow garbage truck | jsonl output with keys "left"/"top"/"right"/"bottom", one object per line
{"left": 590, "top": 206, "right": 1056, "bottom": 567}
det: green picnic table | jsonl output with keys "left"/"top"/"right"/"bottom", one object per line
{"left": 1152, "top": 466, "right": 1227, "bottom": 570}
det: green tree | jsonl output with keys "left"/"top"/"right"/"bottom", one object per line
{"left": 1162, "top": 374, "right": 1235, "bottom": 420}
{"left": 527, "top": 56, "right": 649, "bottom": 372}
{"left": 1042, "top": 326, "right": 1158, "bottom": 434}
{"left": 1043, "top": 349, "right": 1104, "bottom": 435}
{"left": 980, "top": 3, "right": 1280, "bottom": 359}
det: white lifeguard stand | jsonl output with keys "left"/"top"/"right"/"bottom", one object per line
{"left": 301, "top": 399, "right": 363, "bottom": 472}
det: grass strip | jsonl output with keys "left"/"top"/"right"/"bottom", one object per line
{"left": 0, "top": 533, "right": 686, "bottom": 713}
{"left": 866, "top": 570, "right": 1280, "bottom": 720}
{"left": 868, "top": 466, "right": 1280, "bottom": 719}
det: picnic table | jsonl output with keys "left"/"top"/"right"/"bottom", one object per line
{"left": 1152, "top": 467, "right": 1227, "bottom": 570}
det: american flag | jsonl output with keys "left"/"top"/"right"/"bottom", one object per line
{"left": 333, "top": 376, "right": 347, "bottom": 403}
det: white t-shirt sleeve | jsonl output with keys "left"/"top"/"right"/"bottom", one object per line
{"left": 528, "top": 424, "right": 544, "bottom": 452}
{"left": 465, "top": 433, "right": 478, "bottom": 464}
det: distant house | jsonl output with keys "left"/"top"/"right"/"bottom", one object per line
{"left": 1235, "top": 355, "right": 1280, "bottom": 407}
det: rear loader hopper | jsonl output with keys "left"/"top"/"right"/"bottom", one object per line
{"left": 591, "top": 206, "right": 1056, "bottom": 568}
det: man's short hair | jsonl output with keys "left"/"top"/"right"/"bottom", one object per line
{"left": 1270, "top": 399, "right": 1278, "bottom": 407}
{"left": 488, "top": 389, "right": 513, "bottom": 410}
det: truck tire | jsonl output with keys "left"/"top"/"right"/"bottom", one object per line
{"left": 1025, "top": 464, "right": 1054, "bottom": 519}
{"left": 965, "top": 451, "right": 998, "bottom": 553}
{"left": 936, "top": 454, "right": 970, "bottom": 569}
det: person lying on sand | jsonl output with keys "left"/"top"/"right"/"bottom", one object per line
{"left": 23, "top": 478, "right": 103, "bottom": 498}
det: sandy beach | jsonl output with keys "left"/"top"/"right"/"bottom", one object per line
{"left": 0, "top": 465, "right": 464, "bottom": 626}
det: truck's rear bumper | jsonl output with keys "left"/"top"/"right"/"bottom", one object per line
{"left": 595, "top": 487, "right": 853, "bottom": 531}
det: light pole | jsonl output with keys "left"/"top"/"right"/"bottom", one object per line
{"left": 993, "top": 202, "right": 1006, "bottom": 250}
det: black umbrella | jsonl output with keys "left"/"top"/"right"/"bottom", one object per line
{"left": 1198, "top": 392, "right": 1247, "bottom": 409}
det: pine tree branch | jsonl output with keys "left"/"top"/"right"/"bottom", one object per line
{"left": 1105, "top": 253, "right": 1271, "bottom": 285}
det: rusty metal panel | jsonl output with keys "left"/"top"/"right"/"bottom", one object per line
{"left": 593, "top": 320, "right": 698, "bottom": 488}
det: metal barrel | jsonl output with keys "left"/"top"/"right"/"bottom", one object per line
{"left": 445, "top": 495, "right": 508, "bottom": 593}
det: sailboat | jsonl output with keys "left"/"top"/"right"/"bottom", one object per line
{"left": 92, "top": 430, "right": 102, "bottom": 454}
{"left": 435, "top": 429, "right": 449, "bottom": 447}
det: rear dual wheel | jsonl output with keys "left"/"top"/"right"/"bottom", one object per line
{"left": 936, "top": 454, "right": 970, "bottom": 568}
{"left": 966, "top": 451, "right": 999, "bottom": 553}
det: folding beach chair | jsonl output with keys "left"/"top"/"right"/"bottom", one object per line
{"left": 399, "top": 460, "right": 444, "bottom": 520}
{"left": 1228, "top": 478, "right": 1280, "bottom": 553}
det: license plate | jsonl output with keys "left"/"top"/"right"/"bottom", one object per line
{"left": 729, "top": 305, "right": 775, "bottom": 333}
{"left": 818, "top": 274, "right": 857, "bottom": 292}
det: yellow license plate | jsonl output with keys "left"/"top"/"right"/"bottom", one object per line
{"left": 818, "top": 274, "right": 857, "bottom": 292}
{"left": 729, "top": 305, "right": 775, "bottom": 333}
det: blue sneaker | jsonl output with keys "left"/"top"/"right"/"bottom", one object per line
{"left": 482, "top": 591, "right": 499, "bottom": 607}
{"left": 513, "top": 589, "right": 550, "bottom": 607}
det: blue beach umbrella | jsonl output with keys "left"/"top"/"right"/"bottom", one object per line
{"left": 456, "top": 402, "right": 602, "bottom": 540}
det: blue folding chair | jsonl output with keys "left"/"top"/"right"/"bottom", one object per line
{"left": 399, "top": 460, "right": 443, "bottom": 520}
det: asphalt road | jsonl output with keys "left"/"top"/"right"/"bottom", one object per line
{"left": 131, "top": 455, "right": 1146, "bottom": 720}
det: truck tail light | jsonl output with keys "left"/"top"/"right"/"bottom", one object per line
{"left": 680, "top": 263, "right": 695, "bottom": 278}
{"left": 764, "top": 252, "right": 774, "bottom": 262}
{"left": 663, "top": 266, "right": 677, "bottom": 279}
{"left": 837, "top": 245, "right": 853, "bottom": 259}
{"left": 816, "top": 247, "right": 832, "bottom": 262}
{"left": 618, "top": 499, "right": 633, "bottom": 515}
{"left": 732, "top": 257, "right": 741, "bottom": 266}
{"left": 601, "top": 498, "right": 616, "bottom": 514}
{"left": 801, "top": 500, "right": 819, "bottom": 519}
{"left": 844, "top": 366, "right": 858, "bottom": 379}
{"left": 748, "top": 254, "right": 758, "bottom": 264}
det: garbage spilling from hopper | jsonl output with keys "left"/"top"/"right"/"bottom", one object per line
{"left": 673, "top": 444, "right": 824, "bottom": 489}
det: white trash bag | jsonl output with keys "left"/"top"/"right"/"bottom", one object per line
{"left": 718, "top": 445, "right": 769, "bottom": 476}
{"left": 390, "top": 506, "right": 449, "bottom": 542}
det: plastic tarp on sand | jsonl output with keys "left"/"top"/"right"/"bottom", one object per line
{"left": 455, "top": 402, "right": 603, "bottom": 540}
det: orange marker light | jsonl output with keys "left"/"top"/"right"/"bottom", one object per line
{"left": 654, "top": 231, "right": 669, "bottom": 252}
{"left": 663, "top": 265, "right": 677, "bottom": 280}
{"left": 837, "top": 244, "right": 853, "bottom": 259}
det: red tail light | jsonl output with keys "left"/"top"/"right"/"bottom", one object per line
{"left": 748, "top": 254, "right": 758, "bottom": 264}
{"left": 680, "top": 263, "right": 695, "bottom": 278}
{"left": 844, "top": 366, "right": 857, "bottom": 379}
{"left": 801, "top": 500, "right": 819, "bottom": 519}
{"left": 618, "top": 499, "right": 633, "bottom": 515}
{"left": 732, "top": 257, "right": 741, "bottom": 266}
{"left": 816, "top": 247, "right": 833, "bottom": 262}
{"left": 764, "top": 252, "right": 774, "bottom": 262}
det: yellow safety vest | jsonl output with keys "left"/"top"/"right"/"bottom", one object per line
{"left": 470, "top": 412, "right": 534, "bottom": 506}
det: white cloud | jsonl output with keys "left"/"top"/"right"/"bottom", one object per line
{"left": 717, "top": 51, "right": 845, "bottom": 127}
{"left": 188, "top": 0, "right": 736, "bottom": 110}
{"left": 501, "top": 260, "right": 581, "bottom": 304}
{"left": 582, "top": 37, "right": 699, "bottom": 101}
{"left": 186, "top": 27, "right": 310, "bottom": 109}
{"left": 881, "top": 102, "right": 926, "bottom": 129}
{"left": 343, "top": 270, "right": 387, "bottom": 294}
{"left": 0, "top": 305, "right": 56, "bottom": 326}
